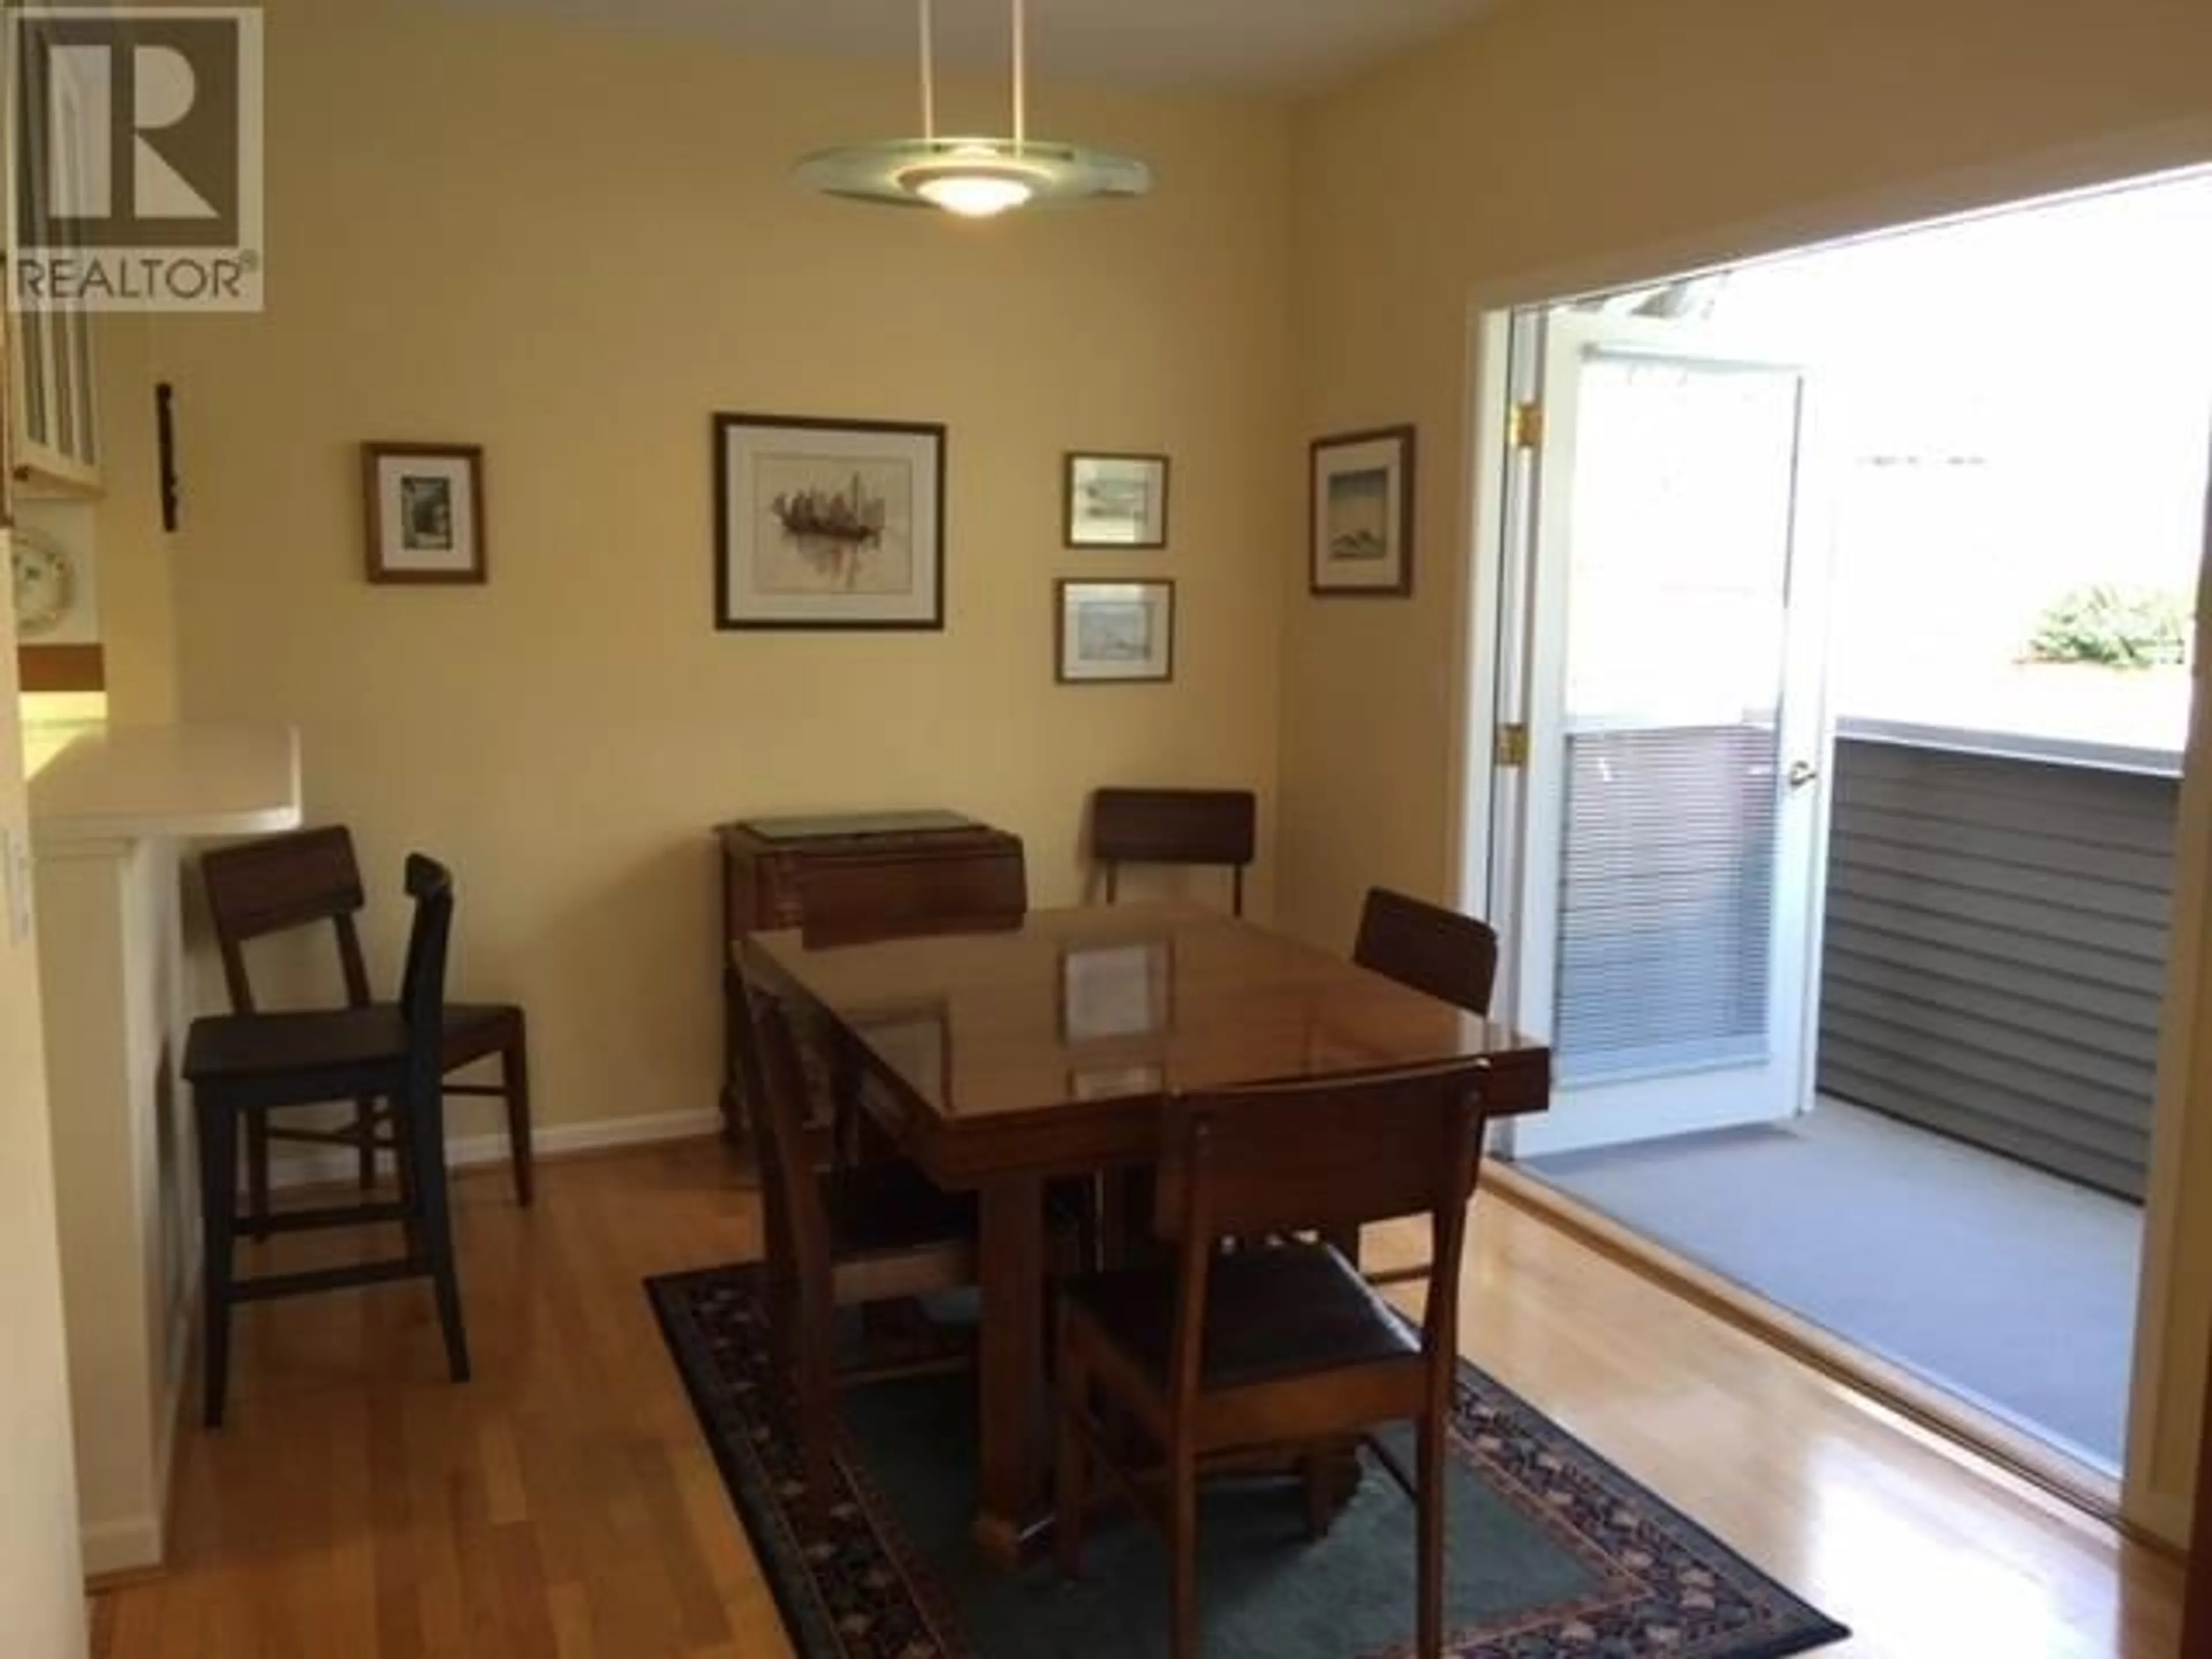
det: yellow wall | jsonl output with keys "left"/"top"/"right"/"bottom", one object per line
{"left": 1283, "top": 0, "right": 2212, "bottom": 1540}
{"left": 0, "top": 590, "right": 89, "bottom": 1649}
{"left": 154, "top": 0, "right": 1292, "bottom": 1141}
{"left": 96, "top": 312, "right": 180, "bottom": 725}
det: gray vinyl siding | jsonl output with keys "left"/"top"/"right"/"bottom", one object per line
{"left": 1815, "top": 732, "right": 2176, "bottom": 1200}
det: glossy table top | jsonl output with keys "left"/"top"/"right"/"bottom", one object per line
{"left": 743, "top": 904, "right": 1550, "bottom": 1142}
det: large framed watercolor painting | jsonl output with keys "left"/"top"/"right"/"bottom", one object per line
{"left": 1309, "top": 425, "right": 1415, "bottom": 597}
{"left": 713, "top": 413, "right": 946, "bottom": 630}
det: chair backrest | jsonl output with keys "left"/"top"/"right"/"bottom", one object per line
{"left": 396, "top": 854, "right": 456, "bottom": 1093}
{"left": 744, "top": 984, "right": 831, "bottom": 1289}
{"left": 1153, "top": 1060, "right": 1493, "bottom": 1407}
{"left": 1090, "top": 787, "right": 1256, "bottom": 915}
{"left": 1353, "top": 887, "right": 1499, "bottom": 1018}
{"left": 796, "top": 845, "right": 1028, "bottom": 947}
{"left": 199, "top": 825, "right": 373, "bottom": 1013}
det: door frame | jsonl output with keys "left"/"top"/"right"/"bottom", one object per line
{"left": 1437, "top": 125, "right": 2212, "bottom": 1544}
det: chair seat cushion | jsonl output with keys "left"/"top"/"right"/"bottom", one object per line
{"left": 821, "top": 1160, "right": 977, "bottom": 1263}
{"left": 184, "top": 1007, "right": 411, "bottom": 1082}
{"left": 1063, "top": 1242, "right": 1416, "bottom": 1390}
{"left": 184, "top": 1003, "right": 520, "bottom": 1086}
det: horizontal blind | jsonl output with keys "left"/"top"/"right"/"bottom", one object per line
{"left": 1556, "top": 724, "right": 1779, "bottom": 1082}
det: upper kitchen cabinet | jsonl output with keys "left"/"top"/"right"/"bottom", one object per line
{"left": 9, "top": 12, "right": 101, "bottom": 498}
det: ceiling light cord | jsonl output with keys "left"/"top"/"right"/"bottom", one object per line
{"left": 794, "top": 0, "right": 1149, "bottom": 215}
{"left": 1012, "top": 0, "right": 1026, "bottom": 154}
{"left": 919, "top": 0, "right": 935, "bottom": 142}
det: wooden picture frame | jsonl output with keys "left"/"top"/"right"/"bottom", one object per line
{"left": 362, "top": 442, "right": 486, "bottom": 585}
{"left": 1063, "top": 452, "right": 1169, "bottom": 549}
{"left": 714, "top": 412, "right": 946, "bottom": 631}
{"left": 1310, "top": 424, "right": 1415, "bottom": 597}
{"left": 1056, "top": 578, "right": 1174, "bottom": 684}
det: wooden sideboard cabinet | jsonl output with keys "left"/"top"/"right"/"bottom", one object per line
{"left": 716, "top": 810, "right": 1027, "bottom": 1144}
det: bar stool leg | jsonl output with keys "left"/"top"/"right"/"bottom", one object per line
{"left": 406, "top": 1081, "right": 471, "bottom": 1383}
{"left": 246, "top": 1113, "right": 271, "bottom": 1242}
{"left": 389, "top": 1097, "right": 421, "bottom": 1260}
{"left": 196, "top": 1091, "right": 240, "bottom": 1427}
{"left": 353, "top": 1094, "right": 378, "bottom": 1192}
{"left": 503, "top": 1025, "right": 535, "bottom": 1208}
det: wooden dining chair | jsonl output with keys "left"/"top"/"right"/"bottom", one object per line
{"left": 1090, "top": 787, "right": 1256, "bottom": 916}
{"left": 743, "top": 983, "right": 980, "bottom": 1532}
{"left": 1053, "top": 1058, "right": 1494, "bottom": 1659}
{"left": 1354, "top": 887, "right": 1499, "bottom": 1021}
{"left": 183, "top": 854, "right": 472, "bottom": 1426}
{"left": 199, "top": 826, "right": 534, "bottom": 1233}
{"left": 1349, "top": 887, "right": 1499, "bottom": 1285}
{"left": 773, "top": 847, "right": 1029, "bottom": 1164}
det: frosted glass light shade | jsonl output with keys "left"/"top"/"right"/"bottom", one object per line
{"left": 794, "top": 137, "right": 1151, "bottom": 213}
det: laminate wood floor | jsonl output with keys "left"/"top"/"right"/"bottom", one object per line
{"left": 92, "top": 1141, "right": 2181, "bottom": 1658}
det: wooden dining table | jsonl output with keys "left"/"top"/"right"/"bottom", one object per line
{"left": 740, "top": 902, "right": 1551, "bottom": 1566}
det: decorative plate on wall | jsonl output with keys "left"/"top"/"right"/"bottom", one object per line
{"left": 11, "top": 523, "right": 81, "bottom": 639}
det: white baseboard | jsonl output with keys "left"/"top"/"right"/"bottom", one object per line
{"left": 270, "top": 1108, "right": 722, "bottom": 1190}
{"left": 80, "top": 1513, "right": 163, "bottom": 1580}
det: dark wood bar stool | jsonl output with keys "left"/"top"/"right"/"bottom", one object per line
{"left": 1090, "top": 787, "right": 1256, "bottom": 916}
{"left": 182, "top": 854, "right": 472, "bottom": 1427}
{"left": 199, "top": 825, "right": 533, "bottom": 1230}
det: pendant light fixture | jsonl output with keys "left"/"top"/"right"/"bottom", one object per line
{"left": 794, "top": 0, "right": 1151, "bottom": 219}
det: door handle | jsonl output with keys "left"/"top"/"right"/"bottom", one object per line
{"left": 1786, "top": 760, "right": 1821, "bottom": 789}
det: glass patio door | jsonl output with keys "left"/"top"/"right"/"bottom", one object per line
{"left": 1497, "top": 308, "right": 1834, "bottom": 1160}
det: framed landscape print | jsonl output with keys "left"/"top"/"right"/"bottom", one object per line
{"left": 1056, "top": 579, "right": 1173, "bottom": 684}
{"left": 1310, "top": 425, "right": 1415, "bottom": 596}
{"left": 363, "top": 442, "right": 486, "bottom": 584}
{"left": 714, "top": 412, "right": 946, "bottom": 630}
{"left": 1064, "top": 452, "right": 1169, "bottom": 548}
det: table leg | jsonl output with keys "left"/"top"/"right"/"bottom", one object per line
{"left": 974, "top": 1174, "right": 1046, "bottom": 1566}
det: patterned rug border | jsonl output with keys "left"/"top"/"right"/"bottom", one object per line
{"left": 648, "top": 1262, "right": 1850, "bottom": 1659}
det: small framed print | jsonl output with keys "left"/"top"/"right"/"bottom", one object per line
{"left": 1060, "top": 940, "right": 1174, "bottom": 1044}
{"left": 1064, "top": 452, "right": 1169, "bottom": 548}
{"left": 363, "top": 442, "right": 486, "bottom": 584}
{"left": 1056, "top": 579, "right": 1174, "bottom": 684}
{"left": 1310, "top": 425, "right": 1415, "bottom": 597}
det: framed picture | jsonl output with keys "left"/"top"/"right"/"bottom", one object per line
{"left": 1063, "top": 452, "right": 1169, "bottom": 548}
{"left": 1056, "top": 579, "right": 1174, "bottom": 684}
{"left": 714, "top": 412, "right": 945, "bottom": 630}
{"left": 1310, "top": 425, "right": 1415, "bottom": 597}
{"left": 1059, "top": 941, "right": 1174, "bottom": 1044}
{"left": 362, "top": 442, "right": 486, "bottom": 584}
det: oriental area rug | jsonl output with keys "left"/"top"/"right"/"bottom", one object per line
{"left": 649, "top": 1263, "right": 1849, "bottom": 1659}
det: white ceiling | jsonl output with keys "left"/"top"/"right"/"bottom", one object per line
{"left": 432, "top": 0, "right": 1502, "bottom": 95}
